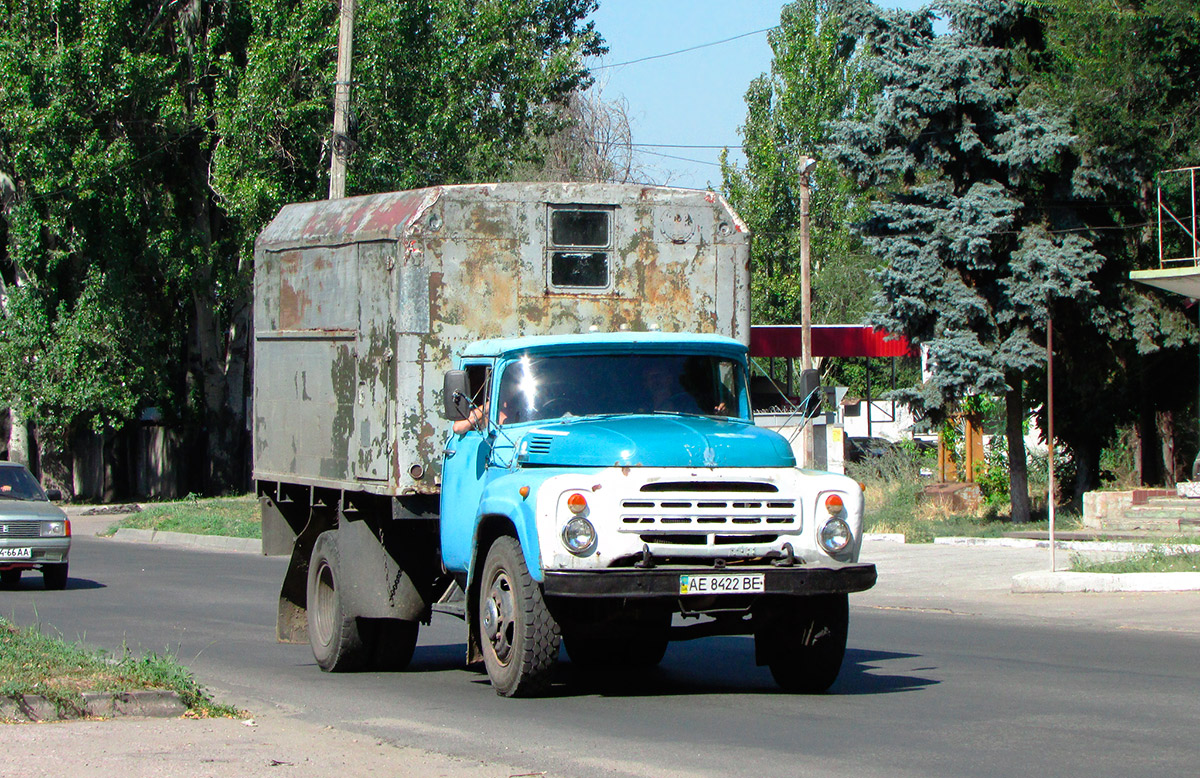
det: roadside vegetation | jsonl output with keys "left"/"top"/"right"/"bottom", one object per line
{"left": 0, "top": 616, "right": 239, "bottom": 719}
{"left": 848, "top": 444, "right": 1082, "bottom": 544}
{"left": 106, "top": 495, "right": 261, "bottom": 539}
{"left": 1071, "top": 549, "right": 1200, "bottom": 574}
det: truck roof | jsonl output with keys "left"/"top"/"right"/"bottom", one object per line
{"left": 255, "top": 182, "right": 747, "bottom": 251}
{"left": 460, "top": 331, "right": 747, "bottom": 359}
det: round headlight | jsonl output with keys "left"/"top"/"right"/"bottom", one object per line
{"left": 561, "top": 516, "right": 597, "bottom": 555}
{"left": 819, "top": 517, "right": 852, "bottom": 554}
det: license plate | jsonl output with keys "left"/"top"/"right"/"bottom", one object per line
{"left": 0, "top": 547, "right": 32, "bottom": 560}
{"left": 679, "top": 573, "right": 765, "bottom": 595}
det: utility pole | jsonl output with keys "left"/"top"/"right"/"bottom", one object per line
{"left": 329, "top": 0, "right": 356, "bottom": 200}
{"left": 798, "top": 155, "right": 817, "bottom": 466}
{"left": 798, "top": 156, "right": 817, "bottom": 371}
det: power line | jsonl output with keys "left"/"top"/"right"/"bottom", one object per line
{"left": 591, "top": 26, "right": 774, "bottom": 70}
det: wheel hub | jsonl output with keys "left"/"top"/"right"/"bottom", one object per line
{"left": 484, "top": 572, "right": 516, "bottom": 665}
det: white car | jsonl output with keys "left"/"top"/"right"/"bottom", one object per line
{"left": 0, "top": 462, "right": 70, "bottom": 590}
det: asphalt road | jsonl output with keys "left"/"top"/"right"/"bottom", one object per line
{"left": 3, "top": 533, "right": 1198, "bottom": 778}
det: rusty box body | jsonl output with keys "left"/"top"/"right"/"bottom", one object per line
{"left": 252, "top": 182, "right": 749, "bottom": 497}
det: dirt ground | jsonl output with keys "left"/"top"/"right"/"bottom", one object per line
{"left": 1, "top": 712, "right": 531, "bottom": 778}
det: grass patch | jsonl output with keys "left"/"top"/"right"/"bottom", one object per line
{"left": 0, "top": 616, "right": 239, "bottom": 719}
{"left": 106, "top": 495, "right": 261, "bottom": 539}
{"left": 847, "top": 446, "right": 1080, "bottom": 543}
{"left": 1071, "top": 548, "right": 1200, "bottom": 574}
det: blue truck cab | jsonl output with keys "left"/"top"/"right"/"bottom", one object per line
{"left": 440, "top": 332, "right": 876, "bottom": 696}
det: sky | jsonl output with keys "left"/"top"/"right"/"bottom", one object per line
{"left": 584, "top": 0, "right": 932, "bottom": 190}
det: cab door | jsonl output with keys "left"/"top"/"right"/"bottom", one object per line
{"left": 440, "top": 361, "right": 494, "bottom": 572}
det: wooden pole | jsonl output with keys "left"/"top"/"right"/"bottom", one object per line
{"left": 329, "top": 0, "right": 356, "bottom": 200}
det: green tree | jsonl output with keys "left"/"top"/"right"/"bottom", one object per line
{"left": 828, "top": 0, "right": 1108, "bottom": 521}
{"left": 721, "top": 0, "right": 879, "bottom": 337}
{"left": 0, "top": 0, "right": 603, "bottom": 494}
{"left": 1022, "top": 0, "right": 1200, "bottom": 490}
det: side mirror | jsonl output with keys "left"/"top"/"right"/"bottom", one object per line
{"left": 45, "top": 488, "right": 63, "bottom": 502}
{"left": 797, "top": 369, "right": 822, "bottom": 419}
{"left": 443, "top": 370, "right": 472, "bottom": 421}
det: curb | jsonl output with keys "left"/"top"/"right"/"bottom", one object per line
{"left": 1012, "top": 571, "right": 1200, "bottom": 594}
{"left": 110, "top": 528, "right": 260, "bottom": 554}
{"left": 863, "top": 533, "right": 907, "bottom": 544}
{"left": 933, "top": 536, "right": 1200, "bottom": 554}
{"left": 0, "top": 689, "right": 187, "bottom": 723}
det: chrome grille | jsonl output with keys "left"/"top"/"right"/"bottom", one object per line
{"left": 0, "top": 522, "right": 40, "bottom": 539}
{"left": 619, "top": 486, "right": 799, "bottom": 538}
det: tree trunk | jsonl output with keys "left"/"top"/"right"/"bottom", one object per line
{"left": 1136, "top": 398, "right": 1161, "bottom": 486}
{"left": 1157, "top": 410, "right": 1176, "bottom": 486}
{"left": 37, "top": 427, "right": 75, "bottom": 500}
{"left": 7, "top": 407, "right": 30, "bottom": 466}
{"left": 1071, "top": 438, "right": 1102, "bottom": 510}
{"left": 1005, "top": 373, "right": 1031, "bottom": 523}
{"left": 192, "top": 288, "right": 251, "bottom": 494}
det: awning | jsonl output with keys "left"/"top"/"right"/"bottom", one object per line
{"left": 1130, "top": 267, "right": 1200, "bottom": 299}
{"left": 750, "top": 325, "right": 915, "bottom": 358}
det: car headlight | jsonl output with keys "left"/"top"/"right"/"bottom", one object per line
{"left": 561, "top": 516, "right": 597, "bottom": 555}
{"left": 40, "top": 520, "right": 69, "bottom": 538}
{"left": 819, "top": 517, "right": 852, "bottom": 554}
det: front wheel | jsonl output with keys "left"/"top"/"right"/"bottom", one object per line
{"left": 755, "top": 594, "right": 848, "bottom": 694}
{"left": 42, "top": 563, "right": 68, "bottom": 591}
{"left": 307, "top": 531, "right": 370, "bottom": 672}
{"left": 0, "top": 569, "right": 21, "bottom": 589}
{"left": 478, "top": 536, "right": 561, "bottom": 697}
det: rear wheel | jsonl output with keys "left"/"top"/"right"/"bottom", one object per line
{"left": 307, "top": 531, "right": 371, "bottom": 672}
{"left": 368, "top": 618, "right": 420, "bottom": 671}
{"left": 478, "top": 536, "right": 560, "bottom": 697}
{"left": 755, "top": 594, "right": 848, "bottom": 694}
{"left": 0, "top": 569, "right": 20, "bottom": 589}
{"left": 42, "top": 563, "right": 68, "bottom": 591}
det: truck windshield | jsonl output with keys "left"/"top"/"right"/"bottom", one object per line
{"left": 495, "top": 354, "right": 746, "bottom": 424}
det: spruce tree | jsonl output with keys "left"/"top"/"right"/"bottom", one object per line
{"left": 828, "top": 0, "right": 1104, "bottom": 521}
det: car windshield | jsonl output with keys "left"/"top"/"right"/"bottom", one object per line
{"left": 0, "top": 465, "right": 47, "bottom": 501}
{"left": 495, "top": 353, "right": 747, "bottom": 424}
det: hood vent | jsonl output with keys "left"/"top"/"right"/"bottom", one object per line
{"left": 525, "top": 435, "right": 555, "bottom": 456}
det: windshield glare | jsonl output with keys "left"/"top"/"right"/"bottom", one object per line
{"left": 0, "top": 466, "right": 47, "bottom": 501}
{"left": 495, "top": 353, "right": 746, "bottom": 425}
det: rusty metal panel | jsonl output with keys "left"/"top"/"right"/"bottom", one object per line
{"left": 355, "top": 242, "right": 394, "bottom": 481}
{"left": 253, "top": 183, "right": 750, "bottom": 497}
{"left": 253, "top": 332, "right": 356, "bottom": 483}
{"left": 257, "top": 188, "right": 439, "bottom": 250}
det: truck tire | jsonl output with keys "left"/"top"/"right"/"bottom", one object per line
{"left": 756, "top": 593, "right": 848, "bottom": 694}
{"left": 478, "top": 536, "right": 561, "bottom": 697}
{"left": 368, "top": 618, "right": 420, "bottom": 671}
{"left": 307, "top": 531, "right": 371, "bottom": 672}
{"left": 42, "top": 563, "right": 68, "bottom": 591}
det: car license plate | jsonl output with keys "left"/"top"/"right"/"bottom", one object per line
{"left": 679, "top": 573, "right": 765, "bottom": 595}
{"left": 0, "top": 547, "right": 32, "bottom": 560}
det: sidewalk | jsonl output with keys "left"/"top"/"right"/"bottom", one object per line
{"left": 856, "top": 536, "right": 1200, "bottom": 635}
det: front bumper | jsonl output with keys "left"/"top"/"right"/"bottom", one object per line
{"left": 0, "top": 537, "right": 70, "bottom": 570}
{"left": 542, "top": 561, "right": 876, "bottom": 598}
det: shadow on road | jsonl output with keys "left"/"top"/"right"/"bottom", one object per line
{"left": 0, "top": 576, "right": 106, "bottom": 592}
{"left": 398, "top": 636, "right": 938, "bottom": 698}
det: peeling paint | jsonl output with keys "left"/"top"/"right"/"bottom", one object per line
{"left": 252, "top": 183, "right": 749, "bottom": 496}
